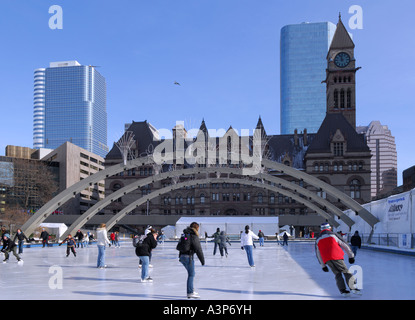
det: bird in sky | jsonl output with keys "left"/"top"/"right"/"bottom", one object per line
{"left": 174, "top": 81, "right": 181, "bottom": 86}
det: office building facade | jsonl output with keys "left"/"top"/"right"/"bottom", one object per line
{"left": 357, "top": 121, "right": 398, "bottom": 198}
{"left": 33, "top": 61, "right": 109, "bottom": 158}
{"left": 280, "top": 22, "right": 336, "bottom": 134}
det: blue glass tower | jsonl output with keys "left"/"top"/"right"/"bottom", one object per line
{"left": 34, "top": 61, "right": 108, "bottom": 158}
{"left": 280, "top": 22, "right": 336, "bottom": 134}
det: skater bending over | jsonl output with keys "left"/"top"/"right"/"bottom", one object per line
{"left": 315, "top": 223, "right": 361, "bottom": 296}
{"left": 2, "top": 234, "right": 23, "bottom": 263}
{"left": 59, "top": 234, "right": 77, "bottom": 257}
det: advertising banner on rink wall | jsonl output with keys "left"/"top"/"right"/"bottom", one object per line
{"left": 385, "top": 194, "right": 410, "bottom": 222}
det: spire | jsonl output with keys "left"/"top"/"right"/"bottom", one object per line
{"left": 329, "top": 14, "right": 355, "bottom": 50}
{"left": 255, "top": 115, "right": 267, "bottom": 137}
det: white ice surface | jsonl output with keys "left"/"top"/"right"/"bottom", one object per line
{"left": 1, "top": 241, "right": 414, "bottom": 300}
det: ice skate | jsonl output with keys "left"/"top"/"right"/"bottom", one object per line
{"left": 141, "top": 277, "right": 153, "bottom": 283}
{"left": 351, "top": 288, "right": 362, "bottom": 295}
{"left": 17, "top": 259, "right": 24, "bottom": 264}
{"left": 187, "top": 291, "right": 200, "bottom": 299}
{"left": 340, "top": 289, "right": 350, "bottom": 297}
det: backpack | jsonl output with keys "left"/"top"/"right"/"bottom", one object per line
{"left": 133, "top": 235, "right": 146, "bottom": 248}
{"left": 176, "top": 232, "right": 192, "bottom": 254}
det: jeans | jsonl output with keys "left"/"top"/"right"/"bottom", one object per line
{"left": 139, "top": 256, "right": 150, "bottom": 280}
{"left": 97, "top": 245, "right": 106, "bottom": 267}
{"left": 18, "top": 240, "right": 24, "bottom": 254}
{"left": 179, "top": 255, "right": 195, "bottom": 294}
{"left": 259, "top": 237, "right": 264, "bottom": 246}
{"left": 351, "top": 246, "right": 359, "bottom": 256}
{"left": 244, "top": 245, "right": 255, "bottom": 266}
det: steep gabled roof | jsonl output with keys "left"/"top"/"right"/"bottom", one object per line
{"left": 306, "top": 113, "right": 369, "bottom": 154}
{"left": 329, "top": 16, "right": 355, "bottom": 50}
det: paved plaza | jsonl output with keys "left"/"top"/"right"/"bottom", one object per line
{"left": 1, "top": 240, "right": 414, "bottom": 300}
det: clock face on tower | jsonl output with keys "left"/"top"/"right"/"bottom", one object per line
{"left": 334, "top": 52, "right": 351, "bottom": 68}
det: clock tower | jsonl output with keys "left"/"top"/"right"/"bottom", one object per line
{"left": 324, "top": 15, "right": 360, "bottom": 129}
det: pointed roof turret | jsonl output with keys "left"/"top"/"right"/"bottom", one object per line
{"left": 329, "top": 14, "right": 355, "bottom": 50}
{"left": 255, "top": 115, "right": 267, "bottom": 137}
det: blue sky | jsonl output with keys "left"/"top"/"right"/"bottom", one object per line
{"left": 0, "top": 0, "right": 413, "bottom": 184}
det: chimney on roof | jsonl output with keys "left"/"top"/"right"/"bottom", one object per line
{"left": 294, "top": 129, "right": 298, "bottom": 146}
{"left": 303, "top": 128, "right": 308, "bottom": 146}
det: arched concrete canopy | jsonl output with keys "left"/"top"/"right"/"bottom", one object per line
{"left": 261, "top": 159, "right": 379, "bottom": 227}
{"left": 104, "top": 177, "right": 342, "bottom": 231}
{"left": 22, "top": 155, "right": 378, "bottom": 238}
{"left": 60, "top": 166, "right": 353, "bottom": 239}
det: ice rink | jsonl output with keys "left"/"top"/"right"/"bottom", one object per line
{"left": 1, "top": 240, "right": 414, "bottom": 300}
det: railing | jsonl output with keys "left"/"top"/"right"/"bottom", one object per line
{"left": 347, "top": 233, "right": 415, "bottom": 249}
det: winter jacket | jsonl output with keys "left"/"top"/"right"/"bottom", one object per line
{"left": 219, "top": 231, "right": 231, "bottom": 248}
{"left": 60, "top": 237, "right": 76, "bottom": 247}
{"left": 315, "top": 229, "right": 354, "bottom": 267}
{"left": 135, "top": 234, "right": 158, "bottom": 256}
{"left": 350, "top": 234, "right": 362, "bottom": 248}
{"left": 96, "top": 228, "right": 111, "bottom": 246}
{"left": 1, "top": 238, "right": 17, "bottom": 251}
{"left": 75, "top": 231, "right": 84, "bottom": 241}
{"left": 180, "top": 227, "right": 205, "bottom": 265}
{"left": 212, "top": 231, "right": 221, "bottom": 244}
{"left": 13, "top": 232, "right": 29, "bottom": 242}
{"left": 40, "top": 231, "right": 49, "bottom": 240}
{"left": 240, "top": 230, "right": 259, "bottom": 246}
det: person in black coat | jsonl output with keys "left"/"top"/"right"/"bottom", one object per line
{"left": 136, "top": 228, "right": 158, "bottom": 282}
{"left": 40, "top": 229, "right": 49, "bottom": 248}
{"left": 350, "top": 231, "right": 362, "bottom": 256}
{"left": 13, "top": 229, "right": 29, "bottom": 254}
{"left": 2, "top": 234, "right": 22, "bottom": 263}
{"left": 178, "top": 222, "right": 205, "bottom": 299}
{"left": 74, "top": 230, "right": 84, "bottom": 248}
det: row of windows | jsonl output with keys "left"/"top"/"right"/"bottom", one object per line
{"left": 313, "top": 161, "right": 364, "bottom": 172}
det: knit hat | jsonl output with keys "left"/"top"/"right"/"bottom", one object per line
{"left": 320, "top": 223, "right": 331, "bottom": 230}
{"left": 4, "top": 233, "right": 10, "bottom": 239}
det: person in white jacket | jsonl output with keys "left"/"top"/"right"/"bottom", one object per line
{"left": 96, "top": 224, "right": 111, "bottom": 269}
{"left": 240, "top": 225, "right": 259, "bottom": 267}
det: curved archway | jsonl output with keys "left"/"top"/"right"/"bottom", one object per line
{"left": 104, "top": 177, "right": 341, "bottom": 231}
{"left": 60, "top": 166, "right": 353, "bottom": 239}
{"left": 22, "top": 155, "right": 378, "bottom": 238}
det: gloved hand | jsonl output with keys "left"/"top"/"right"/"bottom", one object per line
{"left": 322, "top": 266, "right": 329, "bottom": 272}
{"left": 241, "top": 246, "right": 244, "bottom": 250}
{"left": 349, "top": 257, "right": 355, "bottom": 264}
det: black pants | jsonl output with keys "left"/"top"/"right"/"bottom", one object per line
{"left": 66, "top": 246, "right": 76, "bottom": 257}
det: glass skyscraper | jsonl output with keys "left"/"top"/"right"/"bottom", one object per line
{"left": 280, "top": 22, "right": 336, "bottom": 134}
{"left": 33, "top": 61, "right": 109, "bottom": 158}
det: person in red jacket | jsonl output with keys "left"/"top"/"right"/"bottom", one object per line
{"left": 315, "top": 223, "right": 361, "bottom": 296}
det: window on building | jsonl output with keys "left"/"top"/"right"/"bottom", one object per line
{"left": 333, "top": 143, "right": 344, "bottom": 156}
{"left": 334, "top": 89, "right": 339, "bottom": 108}
{"left": 257, "top": 193, "right": 263, "bottom": 204}
{"left": 347, "top": 89, "right": 352, "bottom": 108}
{"left": 340, "top": 89, "right": 345, "bottom": 108}
{"left": 200, "top": 193, "right": 205, "bottom": 204}
{"left": 350, "top": 179, "right": 361, "bottom": 199}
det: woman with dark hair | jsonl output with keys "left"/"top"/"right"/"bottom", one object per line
{"left": 178, "top": 222, "right": 205, "bottom": 299}
{"left": 240, "top": 225, "right": 259, "bottom": 267}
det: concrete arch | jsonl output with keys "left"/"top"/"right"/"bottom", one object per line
{"left": 104, "top": 177, "right": 342, "bottom": 232}
{"left": 22, "top": 154, "right": 378, "bottom": 238}
{"left": 60, "top": 166, "right": 351, "bottom": 239}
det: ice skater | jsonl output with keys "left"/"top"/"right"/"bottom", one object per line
{"left": 240, "top": 225, "right": 259, "bottom": 267}
{"left": 1, "top": 234, "right": 23, "bottom": 263}
{"left": 136, "top": 228, "right": 158, "bottom": 282}
{"left": 218, "top": 231, "right": 231, "bottom": 257}
{"left": 59, "top": 234, "right": 77, "bottom": 257}
{"left": 177, "top": 221, "right": 205, "bottom": 299}
{"left": 13, "top": 229, "right": 29, "bottom": 254}
{"left": 315, "top": 223, "right": 361, "bottom": 296}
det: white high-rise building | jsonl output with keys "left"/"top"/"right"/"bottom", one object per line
{"left": 33, "top": 68, "right": 46, "bottom": 149}
{"left": 357, "top": 121, "right": 398, "bottom": 198}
